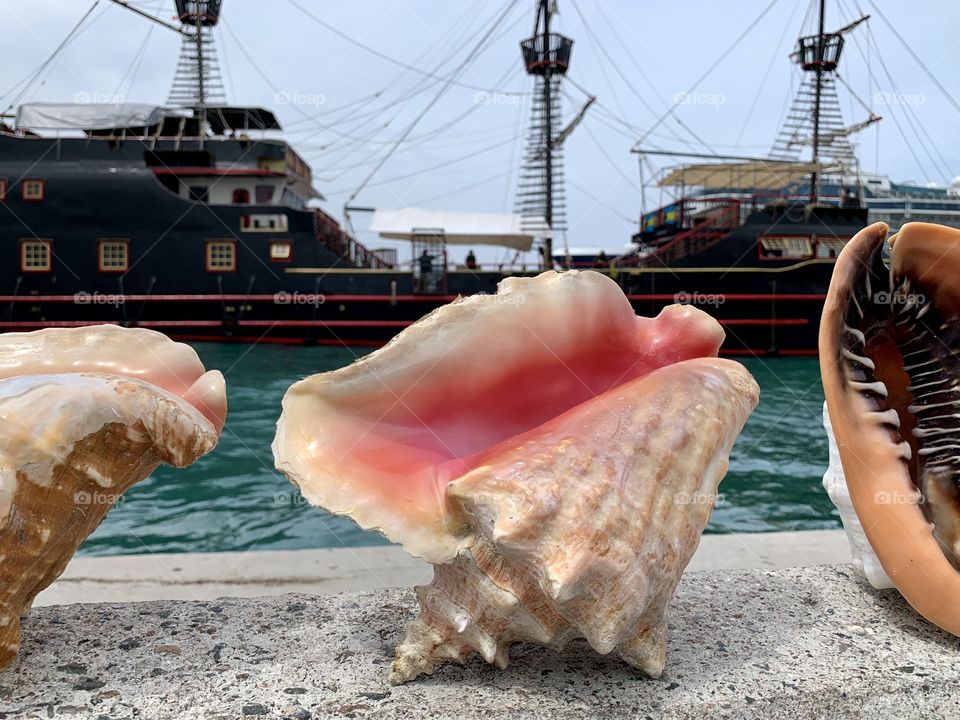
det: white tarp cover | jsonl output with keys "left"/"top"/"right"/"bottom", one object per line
{"left": 15, "top": 103, "right": 167, "bottom": 130}
{"left": 657, "top": 160, "right": 837, "bottom": 190}
{"left": 369, "top": 208, "right": 548, "bottom": 251}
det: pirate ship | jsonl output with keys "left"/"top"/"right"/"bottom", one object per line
{"left": 0, "top": 0, "right": 953, "bottom": 354}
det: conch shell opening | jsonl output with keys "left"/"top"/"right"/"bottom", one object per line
{"left": 820, "top": 221, "right": 960, "bottom": 636}
{"left": 274, "top": 271, "right": 759, "bottom": 683}
{"left": 0, "top": 326, "right": 226, "bottom": 668}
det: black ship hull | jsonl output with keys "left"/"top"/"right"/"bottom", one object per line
{"left": 0, "top": 133, "right": 861, "bottom": 355}
{"left": 0, "top": 266, "right": 829, "bottom": 356}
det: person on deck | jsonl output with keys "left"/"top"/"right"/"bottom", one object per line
{"left": 593, "top": 250, "right": 608, "bottom": 268}
{"left": 419, "top": 249, "right": 434, "bottom": 292}
{"left": 465, "top": 250, "right": 477, "bottom": 270}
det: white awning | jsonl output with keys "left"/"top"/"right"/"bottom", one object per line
{"left": 15, "top": 103, "right": 168, "bottom": 130}
{"left": 658, "top": 161, "right": 838, "bottom": 190}
{"left": 369, "top": 208, "right": 548, "bottom": 251}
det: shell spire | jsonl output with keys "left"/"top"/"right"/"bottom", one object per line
{"left": 390, "top": 358, "right": 758, "bottom": 683}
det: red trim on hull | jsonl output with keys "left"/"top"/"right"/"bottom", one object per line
{"left": 0, "top": 293, "right": 827, "bottom": 303}
{"left": 0, "top": 294, "right": 458, "bottom": 303}
{"left": 628, "top": 293, "right": 827, "bottom": 301}
{"left": 723, "top": 348, "right": 820, "bottom": 357}
{"left": 0, "top": 318, "right": 799, "bottom": 329}
{"left": 152, "top": 168, "right": 285, "bottom": 177}
{"left": 719, "top": 319, "right": 808, "bottom": 326}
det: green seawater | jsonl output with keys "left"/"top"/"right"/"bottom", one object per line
{"left": 79, "top": 346, "right": 838, "bottom": 556}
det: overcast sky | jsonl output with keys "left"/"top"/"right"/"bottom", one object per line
{"left": 3, "top": 0, "right": 959, "bottom": 262}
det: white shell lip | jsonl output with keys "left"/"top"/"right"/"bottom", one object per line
{"left": 273, "top": 270, "right": 729, "bottom": 562}
{"left": 821, "top": 402, "right": 894, "bottom": 589}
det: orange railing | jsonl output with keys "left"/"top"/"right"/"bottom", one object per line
{"left": 314, "top": 210, "right": 394, "bottom": 269}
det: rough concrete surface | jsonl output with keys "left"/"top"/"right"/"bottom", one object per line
{"left": 3, "top": 564, "right": 958, "bottom": 719}
{"left": 34, "top": 530, "right": 849, "bottom": 606}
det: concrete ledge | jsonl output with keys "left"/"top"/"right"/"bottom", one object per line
{"left": 5, "top": 564, "right": 959, "bottom": 719}
{"left": 34, "top": 530, "right": 849, "bottom": 606}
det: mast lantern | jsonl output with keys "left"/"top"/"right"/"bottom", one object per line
{"left": 792, "top": 31, "right": 844, "bottom": 72}
{"left": 174, "top": 0, "right": 223, "bottom": 27}
{"left": 520, "top": 31, "right": 573, "bottom": 75}
{"left": 770, "top": 1, "right": 876, "bottom": 202}
{"left": 515, "top": 1, "right": 574, "bottom": 270}
{"left": 168, "top": 0, "right": 227, "bottom": 143}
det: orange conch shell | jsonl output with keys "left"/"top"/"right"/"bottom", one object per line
{"left": 274, "top": 271, "right": 759, "bottom": 682}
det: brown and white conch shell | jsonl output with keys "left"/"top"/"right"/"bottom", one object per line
{"left": 821, "top": 221, "right": 960, "bottom": 636}
{"left": 273, "top": 270, "right": 759, "bottom": 683}
{"left": 0, "top": 326, "right": 226, "bottom": 669}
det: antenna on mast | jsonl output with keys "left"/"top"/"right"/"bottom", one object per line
{"left": 168, "top": 1, "right": 227, "bottom": 119}
{"left": 107, "top": 0, "right": 228, "bottom": 142}
{"left": 516, "top": 0, "right": 573, "bottom": 269}
{"left": 770, "top": 1, "right": 877, "bottom": 202}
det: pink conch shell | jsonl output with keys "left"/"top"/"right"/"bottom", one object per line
{"left": 273, "top": 271, "right": 758, "bottom": 682}
{"left": 0, "top": 326, "right": 226, "bottom": 669}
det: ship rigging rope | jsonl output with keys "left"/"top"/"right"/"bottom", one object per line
{"left": 218, "top": 23, "right": 237, "bottom": 100}
{"left": 281, "top": 0, "right": 527, "bottom": 97}
{"left": 859, "top": 15, "right": 956, "bottom": 179}
{"left": 581, "top": 120, "right": 640, "bottom": 192}
{"left": 590, "top": 0, "right": 719, "bottom": 154}
{"left": 318, "top": 127, "right": 519, "bottom": 180}
{"left": 111, "top": 0, "right": 163, "bottom": 103}
{"left": 735, "top": 0, "right": 806, "bottom": 152}
{"left": 408, "top": 169, "right": 514, "bottom": 207}
{"left": 222, "top": 3, "right": 522, "bottom": 154}
{"left": 834, "top": 0, "right": 929, "bottom": 180}
{"left": 832, "top": 72, "right": 874, "bottom": 115}
{"left": 562, "top": 78, "right": 666, "bottom": 153}
{"left": 502, "top": 81, "right": 526, "bottom": 211}
{"left": 866, "top": 33, "right": 950, "bottom": 183}
{"left": 344, "top": 0, "right": 522, "bottom": 209}
{"left": 311, "top": 68, "right": 521, "bottom": 182}
{"left": 301, "top": 0, "right": 520, "bottom": 146}
{"left": 567, "top": 0, "right": 710, "bottom": 155}
{"left": 2, "top": 0, "right": 103, "bottom": 113}
{"left": 865, "top": 0, "right": 960, "bottom": 119}
{"left": 838, "top": 0, "right": 951, "bottom": 182}
{"left": 309, "top": 15, "right": 527, "bottom": 160}
{"left": 277, "top": 7, "right": 526, "bottom": 175}
{"left": 634, "top": 0, "right": 780, "bottom": 150}
{"left": 326, "top": 136, "right": 517, "bottom": 196}
{"left": 567, "top": 179, "right": 636, "bottom": 225}
{"left": 281, "top": 1, "right": 492, "bottom": 150}
{"left": 315, "top": 61, "right": 521, "bottom": 174}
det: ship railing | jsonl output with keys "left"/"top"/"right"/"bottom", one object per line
{"left": 615, "top": 198, "right": 741, "bottom": 268}
{"left": 313, "top": 210, "right": 394, "bottom": 270}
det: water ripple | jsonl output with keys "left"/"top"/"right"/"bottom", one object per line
{"left": 80, "top": 347, "right": 839, "bottom": 556}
